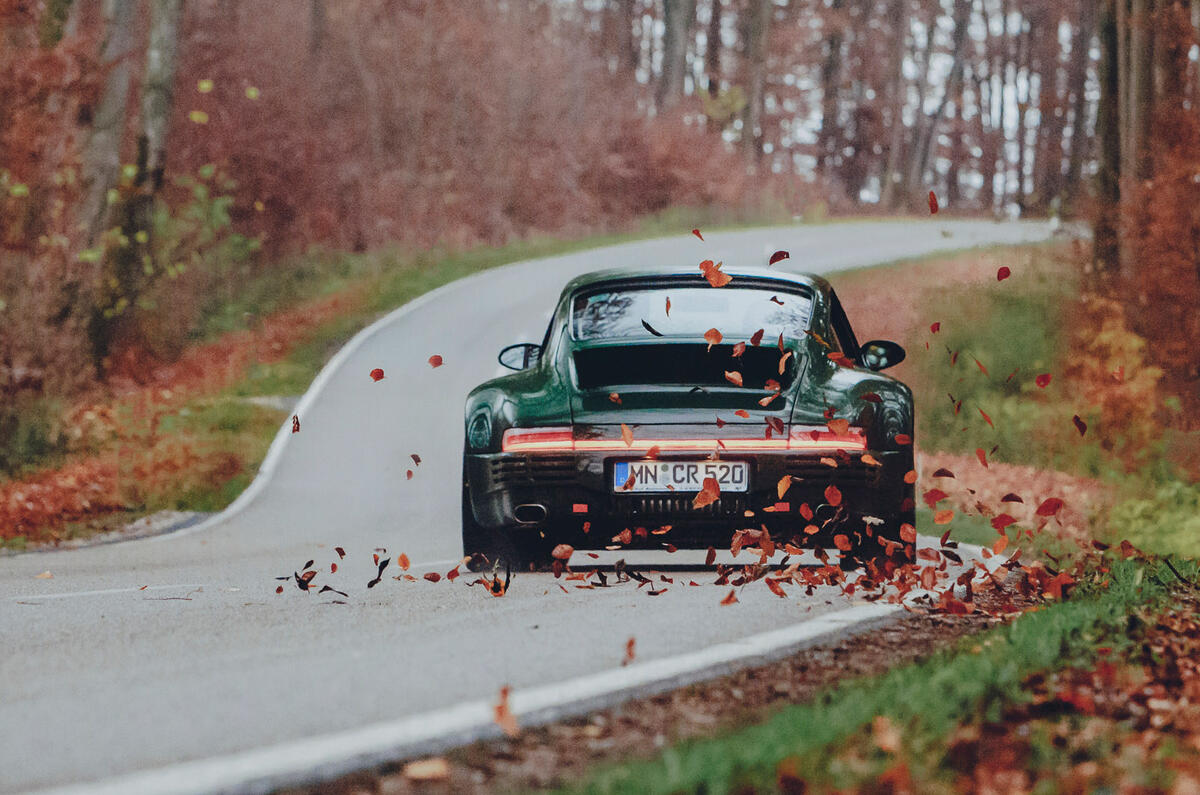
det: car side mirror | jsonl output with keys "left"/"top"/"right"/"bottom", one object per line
{"left": 859, "top": 340, "right": 905, "bottom": 371}
{"left": 498, "top": 343, "right": 542, "bottom": 371}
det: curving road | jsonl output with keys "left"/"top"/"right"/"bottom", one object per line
{"left": 0, "top": 220, "right": 1051, "bottom": 794}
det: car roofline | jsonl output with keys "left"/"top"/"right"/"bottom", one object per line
{"left": 561, "top": 266, "right": 830, "bottom": 297}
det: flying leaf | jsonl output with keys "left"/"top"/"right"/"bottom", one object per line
{"left": 827, "top": 418, "right": 850, "bottom": 435}
{"left": 978, "top": 408, "right": 994, "bottom": 428}
{"left": 732, "top": 341, "right": 746, "bottom": 358}
{"left": 1001, "top": 493, "right": 1023, "bottom": 503}
{"left": 692, "top": 228, "right": 704, "bottom": 241}
{"left": 934, "top": 509, "right": 955, "bottom": 524}
{"left": 724, "top": 370, "right": 744, "bottom": 387}
{"left": 992, "top": 535, "right": 1009, "bottom": 555}
{"left": 923, "top": 488, "right": 948, "bottom": 507}
{"left": 976, "top": 448, "right": 988, "bottom": 468}
{"left": 645, "top": 445, "right": 661, "bottom": 460}
{"left": 930, "top": 322, "right": 941, "bottom": 333}
{"left": 621, "top": 423, "right": 634, "bottom": 447}
{"left": 766, "top": 416, "right": 785, "bottom": 434}
{"left": 720, "top": 588, "right": 739, "bottom": 605}
{"left": 770, "top": 296, "right": 785, "bottom": 305}
{"left": 778, "top": 351, "right": 793, "bottom": 374}
{"left": 693, "top": 476, "right": 721, "bottom": 509}
{"left": 1035, "top": 497, "right": 1064, "bottom": 517}
{"left": 551, "top": 544, "right": 574, "bottom": 560}
{"left": 699, "top": 259, "right": 732, "bottom": 287}
{"left": 318, "top": 585, "right": 349, "bottom": 598}
{"left": 750, "top": 329, "right": 765, "bottom": 346}
{"left": 734, "top": 409, "right": 750, "bottom": 418}
{"left": 991, "top": 513, "right": 1018, "bottom": 531}
{"left": 824, "top": 484, "right": 842, "bottom": 507}
{"left": 928, "top": 190, "right": 939, "bottom": 214}
{"left": 428, "top": 355, "right": 444, "bottom": 368}
{"left": 900, "top": 523, "right": 917, "bottom": 543}
{"left": 997, "top": 266, "right": 1011, "bottom": 281}
{"left": 861, "top": 453, "right": 882, "bottom": 467}
{"left": 873, "top": 715, "right": 902, "bottom": 753}
{"left": 335, "top": 546, "right": 346, "bottom": 559}
{"left": 494, "top": 686, "right": 519, "bottom": 737}
{"left": 396, "top": 553, "right": 410, "bottom": 570}
{"left": 411, "top": 454, "right": 422, "bottom": 466}
{"left": 34, "top": 570, "right": 53, "bottom": 579}
{"left": 641, "top": 319, "right": 664, "bottom": 337}
{"left": 933, "top": 468, "right": 955, "bottom": 478}
{"left": 291, "top": 415, "right": 300, "bottom": 434}
{"left": 1035, "top": 373, "right": 1052, "bottom": 388}
{"left": 609, "top": 392, "right": 622, "bottom": 404}
{"left": 705, "top": 546, "right": 717, "bottom": 566}
{"left": 275, "top": 585, "right": 283, "bottom": 594}
{"left": 1072, "top": 415, "right": 1088, "bottom": 436}
{"left": 766, "top": 578, "right": 788, "bottom": 598}
{"left": 894, "top": 433, "right": 913, "bottom": 445}
{"left": 403, "top": 758, "right": 450, "bottom": 782}
{"left": 972, "top": 357, "right": 989, "bottom": 376}
{"left": 423, "top": 572, "right": 441, "bottom": 583}
{"left": 768, "top": 250, "right": 790, "bottom": 266}
{"left": 370, "top": 368, "right": 385, "bottom": 382}
{"left": 704, "top": 328, "right": 723, "bottom": 350}
{"left": 622, "top": 637, "right": 636, "bottom": 666}
{"left": 777, "top": 475, "right": 793, "bottom": 499}
{"left": 834, "top": 534, "right": 852, "bottom": 551}
{"left": 665, "top": 296, "right": 671, "bottom": 316}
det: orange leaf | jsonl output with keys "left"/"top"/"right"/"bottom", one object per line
{"left": 370, "top": 368, "right": 385, "bottom": 382}
{"left": 621, "top": 423, "right": 634, "bottom": 447}
{"left": 693, "top": 476, "right": 721, "bottom": 509}
{"left": 903, "top": 469, "right": 918, "bottom": 484}
{"left": 719, "top": 588, "right": 738, "bottom": 605}
{"left": 978, "top": 408, "right": 994, "bottom": 428}
{"left": 766, "top": 578, "right": 788, "bottom": 598}
{"left": 824, "top": 484, "right": 842, "bottom": 507}
{"left": 861, "top": 454, "right": 882, "bottom": 467}
{"left": 427, "top": 355, "right": 443, "bottom": 368}
{"left": 704, "top": 328, "right": 723, "bottom": 350}
{"left": 834, "top": 534, "right": 852, "bottom": 551}
{"left": 700, "top": 260, "right": 732, "bottom": 287}
{"left": 992, "top": 535, "right": 1009, "bottom": 555}
{"left": 778, "top": 351, "right": 793, "bottom": 374}
{"left": 827, "top": 418, "right": 850, "bottom": 435}
{"left": 734, "top": 409, "right": 750, "bottom": 418}
{"left": 976, "top": 448, "right": 988, "bottom": 468}
{"left": 934, "top": 509, "right": 954, "bottom": 524}
{"left": 397, "top": 553, "right": 411, "bottom": 570}
{"left": 777, "top": 475, "right": 793, "bottom": 499}
{"left": 494, "top": 686, "right": 519, "bottom": 738}
{"left": 899, "top": 523, "right": 917, "bottom": 543}
{"left": 644, "top": 445, "right": 661, "bottom": 460}
{"left": 551, "top": 544, "right": 574, "bottom": 560}
{"left": 609, "top": 392, "right": 622, "bottom": 404}
{"left": 724, "top": 370, "right": 743, "bottom": 387}
{"left": 799, "top": 503, "right": 813, "bottom": 520}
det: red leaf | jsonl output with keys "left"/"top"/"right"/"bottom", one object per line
{"left": 750, "top": 328, "right": 765, "bottom": 346}
{"left": 933, "top": 468, "right": 956, "bottom": 478}
{"left": 734, "top": 409, "right": 750, "bottom": 418}
{"left": 1072, "top": 415, "right": 1088, "bottom": 436}
{"left": 1035, "top": 497, "right": 1064, "bottom": 517}
{"left": 766, "top": 416, "right": 785, "bottom": 434}
{"left": 1000, "top": 493, "right": 1023, "bottom": 503}
{"left": 428, "top": 355, "right": 443, "bottom": 368}
{"left": 928, "top": 190, "right": 939, "bottom": 214}
{"left": 330, "top": 562, "right": 337, "bottom": 573}
{"left": 275, "top": 585, "right": 283, "bottom": 594}
{"left": 692, "top": 228, "right": 704, "bottom": 241}
{"left": 551, "top": 544, "right": 574, "bottom": 560}
{"left": 900, "top": 523, "right": 917, "bottom": 543}
{"left": 923, "top": 488, "right": 949, "bottom": 508}
{"left": 976, "top": 448, "right": 988, "bottom": 468}
{"left": 1035, "top": 373, "right": 1052, "bottom": 388}
{"left": 799, "top": 503, "right": 814, "bottom": 520}
{"left": 860, "top": 392, "right": 882, "bottom": 403}
{"left": 719, "top": 588, "right": 738, "bottom": 605}
{"left": 996, "top": 266, "right": 1011, "bottom": 281}
{"left": 991, "top": 514, "right": 1018, "bottom": 531}
{"left": 834, "top": 534, "right": 852, "bottom": 551}
{"left": 406, "top": 470, "right": 414, "bottom": 480}
{"left": 424, "top": 572, "right": 441, "bottom": 583}
{"left": 622, "top": 637, "right": 636, "bottom": 666}
{"left": 824, "top": 484, "right": 842, "bottom": 507}
{"left": 370, "top": 368, "right": 385, "bottom": 382}
{"left": 609, "top": 392, "right": 622, "bottom": 404}
{"left": 768, "top": 250, "right": 789, "bottom": 265}
{"left": 665, "top": 296, "right": 671, "bottom": 316}
{"left": 894, "top": 433, "right": 913, "bottom": 445}
{"left": 972, "top": 356, "right": 989, "bottom": 376}
{"left": 930, "top": 322, "right": 941, "bottom": 333}
{"left": 978, "top": 408, "right": 994, "bottom": 428}
{"left": 291, "top": 415, "right": 300, "bottom": 434}
{"left": 335, "top": 547, "right": 346, "bottom": 558}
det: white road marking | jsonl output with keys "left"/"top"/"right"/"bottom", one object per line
{"left": 8, "top": 584, "right": 211, "bottom": 602}
{"left": 32, "top": 602, "right": 899, "bottom": 795}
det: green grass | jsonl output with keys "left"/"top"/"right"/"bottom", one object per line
{"left": 573, "top": 557, "right": 1197, "bottom": 794}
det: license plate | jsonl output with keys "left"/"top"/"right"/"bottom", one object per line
{"left": 613, "top": 460, "right": 749, "bottom": 493}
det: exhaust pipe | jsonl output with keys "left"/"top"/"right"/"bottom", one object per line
{"left": 513, "top": 504, "right": 547, "bottom": 525}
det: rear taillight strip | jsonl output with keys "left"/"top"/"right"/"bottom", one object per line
{"left": 501, "top": 427, "right": 865, "bottom": 453}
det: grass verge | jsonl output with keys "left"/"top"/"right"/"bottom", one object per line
{"left": 574, "top": 556, "right": 1199, "bottom": 794}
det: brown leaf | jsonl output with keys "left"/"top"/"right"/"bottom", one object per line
{"left": 551, "top": 544, "right": 574, "bottom": 560}
{"left": 291, "top": 415, "right": 300, "bottom": 434}
{"left": 750, "top": 328, "right": 765, "bottom": 346}
{"left": 996, "top": 266, "right": 1011, "bottom": 281}
{"left": 769, "top": 250, "right": 790, "bottom": 265}
{"left": 724, "top": 370, "right": 744, "bottom": 387}
{"left": 1072, "top": 415, "right": 1088, "bottom": 436}
{"left": 1035, "top": 497, "right": 1064, "bottom": 517}
{"left": 621, "top": 423, "right": 634, "bottom": 448}
{"left": 719, "top": 588, "right": 738, "bottom": 605}
{"left": 933, "top": 468, "right": 956, "bottom": 478}
{"left": 424, "top": 572, "right": 441, "bottom": 583}
{"left": 704, "top": 328, "right": 723, "bottom": 350}
{"left": 693, "top": 476, "right": 721, "bottom": 509}
{"left": 827, "top": 418, "right": 850, "bottom": 436}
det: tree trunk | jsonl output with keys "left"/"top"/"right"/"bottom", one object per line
{"left": 1095, "top": 0, "right": 1122, "bottom": 274}
{"left": 739, "top": 0, "right": 771, "bottom": 164}
{"left": 1063, "top": 0, "right": 1097, "bottom": 212}
{"left": 705, "top": 0, "right": 722, "bottom": 96}
{"left": 878, "top": 0, "right": 908, "bottom": 209}
{"left": 1129, "top": 0, "right": 1156, "bottom": 179}
{"left": 656, "top": 0, "right": 697, "bottom": 111}
{"left": 78, "top": 0, "right": 138, "bottom": 247}
{"left": 816, "top": 0, "right": 847, "bottom": 178}
{"left": 138, "top": 0, "right": 184, "bottom": 197}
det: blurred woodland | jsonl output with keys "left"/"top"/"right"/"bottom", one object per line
{"left": 1, "top": 0, "right": 1199, "bottom": 451}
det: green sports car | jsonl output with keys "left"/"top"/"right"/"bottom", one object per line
{"left": 462, "top": 265, "right": 916, "bottom": 572}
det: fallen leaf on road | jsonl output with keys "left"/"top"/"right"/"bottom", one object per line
{"left": 34, "top": 571, "right": 52, "bottom": 579}
{"left": 494, "top": 686, "right": 519, "bottom": 737}
{"left": 720, "top": 588, "right": 738, "bottom": 605}
{"left": 403, "top": 757, "right": 450, "bottom": 781}
{"left": 622, "top": 637, "right": 636, "bottom": 666}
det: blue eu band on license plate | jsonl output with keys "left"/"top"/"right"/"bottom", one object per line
{"left": 613, "top": 460, "right": 750, "bottom": 493}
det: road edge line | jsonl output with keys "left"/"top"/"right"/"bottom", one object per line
{"left": 33, "top": 602, "right": 900, "bottom": 795}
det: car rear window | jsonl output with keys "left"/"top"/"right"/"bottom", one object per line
{"left": 571, "top": 286, "right": 814, "bottom": 342}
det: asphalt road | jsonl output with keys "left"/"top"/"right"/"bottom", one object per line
{"left": 0, "top": 220, "right": 1052, "bottom": 794}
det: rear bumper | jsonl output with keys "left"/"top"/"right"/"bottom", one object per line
{"left": 464, "top": 449, "right": 911, "bottom": 545}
